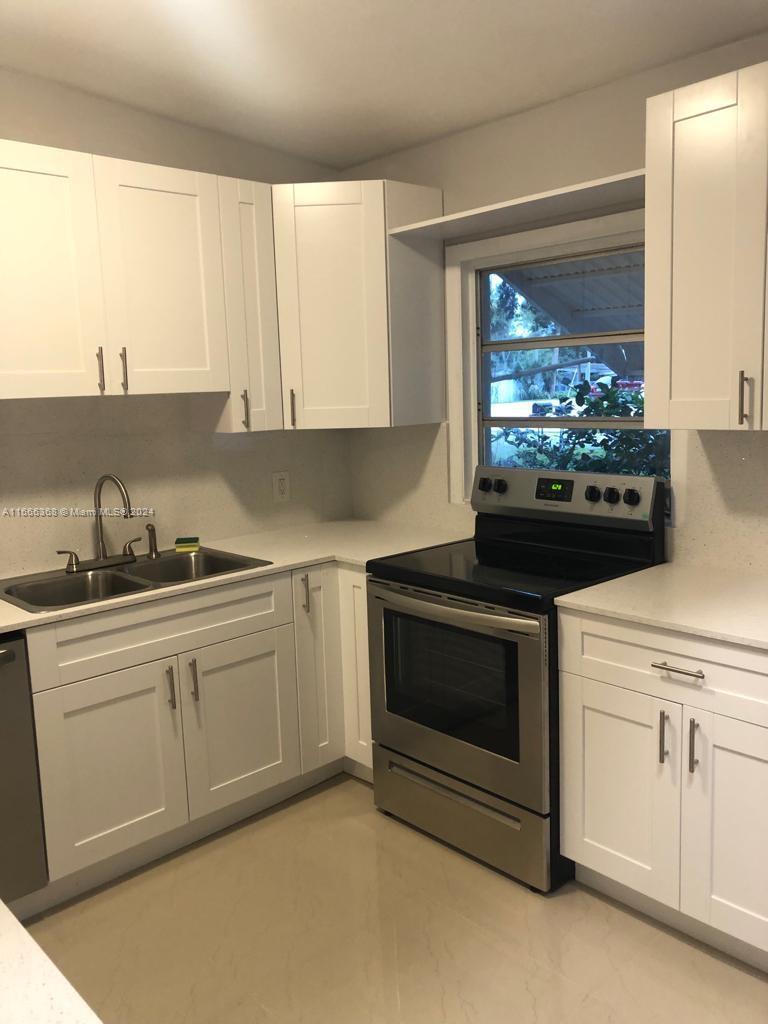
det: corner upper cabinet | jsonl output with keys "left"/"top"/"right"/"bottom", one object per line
{"left": 272, "top": 180, "right": 444, "bottom": 429}
{"left": 645, "top": 62, "right": 768, "bottom": 429}
{"left": 0, "top": 140, "right": 107, "bottom": 399}
{"left": 93, "top": 157, "right": 231, "bottom": 394}
{"left": 216, "top": 178, "right": 283, "bottom": 433}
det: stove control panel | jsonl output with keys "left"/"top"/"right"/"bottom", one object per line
{"left": 471, "top": 467, "right": 663, "bottom": 529}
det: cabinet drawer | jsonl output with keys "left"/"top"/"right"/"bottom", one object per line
{"left": 28, "top": 574, "right": 293, "bottom": 690}
{"left": 559, "top": 609, "right": 768, "bottom": 728}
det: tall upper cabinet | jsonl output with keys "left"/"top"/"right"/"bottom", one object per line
{"left": 216, "top": 178, "right": 283, "bottom": 432}
{"left": 273, "top": 179, "right": 445, "bottom": 429}
{"left": 94, "top": 158, "right": 231, "bottom": 395}
{"left": 0, "top": 140, "right": 107, "bottom": 399}
{"left": 645, "top": 62, "right": 768, "bottom": 430}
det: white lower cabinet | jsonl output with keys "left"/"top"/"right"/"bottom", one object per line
{"left": 681, "top": 710, "right": 768, "bottom": 950}
{"left": 34, "top": 658, "right": 188, "bottom": 880}
{"left": 292, "top": 565, "right": 345, "bottom": 772}
{"left": 179, "top": 626, "right": 300, "bottom": 819}
{"left": 560, "top": 613, "right": 768, "bottom": 953}
{"left": 338, "top": 566, "right": 373, "bottom": 770}
{"left": 560, "top": 673, "right": 682, "bottom": 907}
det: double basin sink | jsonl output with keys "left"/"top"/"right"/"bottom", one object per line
{"left": 2, "top": 548, "right": 272, "bottom": 613}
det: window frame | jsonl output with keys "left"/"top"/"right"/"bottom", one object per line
{"left": 444, "top": 211, "right": 648, "bottom": 503}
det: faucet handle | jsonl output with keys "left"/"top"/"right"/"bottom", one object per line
{"left": 122, "top": 537, "right": 142, "bottom": 557}
{"left": 56, "top": 550, "right": 80, "bottom": 574}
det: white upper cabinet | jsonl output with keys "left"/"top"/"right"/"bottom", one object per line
{"left": 645, "top": 62, "right": 768, "bottom": 429}
{"left": 273, "top": 179, "right": 444, "bottom": 429}
{"left": 216, "top": 177, "right": 283, "bottom": 432}
{"left": 94, "top": 157, "right": 231, "bottom": 394}
{"left": 0, "top": 140, "right": 107, "bottom": 399}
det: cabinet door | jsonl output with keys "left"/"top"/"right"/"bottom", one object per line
{"left": 33, "top": 659, "right": 188, "bottom": 880}
{"left": 216, "top": 177, "right": 283, "bottom": 433}
{"left": 338, "top": 566, "right": 373, "bottom": 769}
{"left": 273, "top": 181, "right": 390, "bottom": 429}
{"left": 0, "top": 140, "right": 106, "bottom": 399}
{"left": 560, "top": 673, "right": 681, "bottom": 907}
{"left": 180, "top": 627, "right": 300, "bottom": 819}
{"left": 645, "top": 64, "right": 768, "bottom": 429}
{"left": 681, "top": 710, "right": 768, "bottom": 950}
{"left": 293, "top": 565, "right": 344, "bottom": 772}
{"left": 94, "top": 157, "right": 230, "bottom": 394}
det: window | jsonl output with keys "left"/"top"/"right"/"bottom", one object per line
{"left": 477, "top": 246, "right": 669, "bottom": 477}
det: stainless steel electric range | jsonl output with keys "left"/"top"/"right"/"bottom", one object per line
{"left": 366, "top": 466, "right": 666, "bottom": 892}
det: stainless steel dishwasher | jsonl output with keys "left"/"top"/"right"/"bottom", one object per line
{"left": 0, "top": 634, "right": 48, "bottom": 900}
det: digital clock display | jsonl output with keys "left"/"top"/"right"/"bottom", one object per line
{"left": 535, "top": 477, "right": 574, "bottom": 502}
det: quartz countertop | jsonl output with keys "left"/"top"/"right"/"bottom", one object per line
{"left": 0, "top": 901, "right": 100, "bottom": 1023}
{"left": 555, "top": 562, "right": 768, "bottom": 651}
{"left": 0, "top": 519, "right": 468, "bottom": 635}
{"left": 0, "top": 516, "right": 466, "bottom": 634}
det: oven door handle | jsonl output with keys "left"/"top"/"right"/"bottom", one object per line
{"left": 371, "top": 588, "right": 540, "bottom": 637}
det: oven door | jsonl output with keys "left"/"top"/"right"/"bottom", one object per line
{"left": 368, "top": 579, "right": 549, "bottom": 814}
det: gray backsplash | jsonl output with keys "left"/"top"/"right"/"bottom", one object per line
{"left": 0, "top": 395, "right": 353, "bottom": 577}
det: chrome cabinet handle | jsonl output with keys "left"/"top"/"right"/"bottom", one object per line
{"left": 738, "top": 369, "right": 750, "bottom": 425}
{"left": 96, "top": 346, "right": 106, "bottom": 393}
{"left": 289, "top": 388, "right": 297, "bottom": 428}
{"left": 301, "top": 573, "right": 311, "bottom": 614}
{"left": 119, "top": 347, "right": 129, "bottom": 392}
{"left": 688, "top": 717, "right": 699, "bottom": 773}
{"left": 190, "top": 657, "right": 200, "bottom": 702}
{"left": 658, "top": 710, "right": 669, "bottom": 764}
{"left": 651, "top": 661, "right": 705, "bottom": 684}
{"left": 166, "top": 665, "right": 177, "bottom": 710}
{"left": 241, "top": 389, "right": 251, "bottom": 430}
{"left": 0, "top": 648, "right": 16, "bottom": 667}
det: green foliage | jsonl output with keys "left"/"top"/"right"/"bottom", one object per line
{"left": 487, "top": 274, "right": 562, "bottom": 341}
{"left": 490, "top": 381, "right": 669, "bottom": 478}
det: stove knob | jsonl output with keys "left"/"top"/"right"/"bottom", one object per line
{"left": 584, "top": 485, "right": 602, "bottom": 503}
{"left": 492, "top": 478, "right": 508, "bottom": 494}
{"left": 623, "top": 487, "right": 641, "bottom": 507}
{"left": 603, "top": 486, "right": 621, "bottom": 505}
{"left": 478, "top": 476, "right": 493, "bottom": 493}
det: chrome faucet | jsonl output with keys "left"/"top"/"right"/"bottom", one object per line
{"left": 93, "top": 474, "right": 132, "bottom": 559}
{"left": 145, "top": 523, "right": 161, "bottom": 560}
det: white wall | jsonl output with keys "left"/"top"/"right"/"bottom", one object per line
{"left": 0, "top": 65, "right": 331, "bottom": 181}
{"left": 345, "top": 32, "right": 768, "bottom": 570}
{"left": 0, "top": 67, "right": 352, "bottom": 579}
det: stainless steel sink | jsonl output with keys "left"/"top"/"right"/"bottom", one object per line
{"left": 123, "top": 548, "right": 271, "bottom": 586}
{"left": 3, "top": 571, "right": 152, "bottom": 612}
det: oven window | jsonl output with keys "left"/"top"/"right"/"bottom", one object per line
{"left": 383, "top": 611, "right": 520, "bottom": 761}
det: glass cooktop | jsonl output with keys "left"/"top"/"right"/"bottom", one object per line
{"left": 367, "top": 539, "right": 644, "bottom": 613}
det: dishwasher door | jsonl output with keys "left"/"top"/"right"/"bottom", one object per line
{"left": 0, "top": 636, "right": 48, "bottom": 900}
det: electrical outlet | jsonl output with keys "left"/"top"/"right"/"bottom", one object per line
{"left": 272, "top": 471, "right": 290, "bottom": 503}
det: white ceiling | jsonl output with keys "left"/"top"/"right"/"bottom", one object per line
{"left": 2, "top": 1, "right": 768, "bottom": 169}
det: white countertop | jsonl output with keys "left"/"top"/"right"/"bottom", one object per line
{"left": 0, "top": 901, "right": 100, "bottom": 1023}
{"left": 556, "top": 562, "right": 768, "bottom": 651}
{"left": 0, "top": 519, "right": 468, "bottom": 635}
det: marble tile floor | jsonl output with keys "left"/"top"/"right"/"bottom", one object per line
{"left": 28, "top": 777, "right": 768, "bottom": 1024}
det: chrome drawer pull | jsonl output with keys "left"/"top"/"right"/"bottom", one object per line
{"left": 651, "top": 660, "right": 705, "bottom": 683}
{"left": 190, "top": 657, "right": 201, "bottom": 702}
